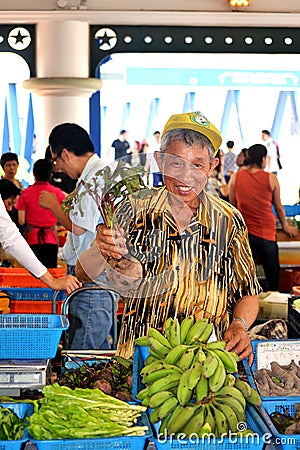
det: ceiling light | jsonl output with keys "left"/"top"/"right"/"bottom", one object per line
{"left": 229, "top": 0, "right": 250, "bottom": 6}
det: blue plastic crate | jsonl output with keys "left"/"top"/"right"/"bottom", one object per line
{"left": 259, "top": 400, "right": 300, "bottom": 450}
{"left": 151, "top": 404, "right": 271, "bottom": 450}
{"left": 0, "top": 314, "right": 69, "bottom": 359}
{"left": 243, "top": 340, "right": 300, "bottom": 402}
{"left": 1, "top": 287, "right": 66, "bottom": 302}
{"left": 29, "top": 410, "right": 152, "bottom": 450}
{"left": 0, "top": 403, "right": 33, "bottom": 450}
{"left": 132, "top": 345, "right": 150, "bottom": 401}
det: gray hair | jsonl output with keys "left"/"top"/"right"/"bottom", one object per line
{"left": 160, "top": 129, "right": 215, "bottom": 162}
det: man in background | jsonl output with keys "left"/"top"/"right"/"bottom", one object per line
{"left": 261, "top": 129, "right": 281, "bottom": 175}
{"left": 222, "top": 140, "right": 237, "bottom": 183}
{"left": 110, "top": 129, "right": 130, "bottom": 161}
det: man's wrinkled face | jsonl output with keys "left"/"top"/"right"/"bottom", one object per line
{"left": 155, "top": 141, "right": 219, "bottom": 209}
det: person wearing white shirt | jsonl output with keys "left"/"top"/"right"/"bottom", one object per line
{"left": 0, "top": 196, "right": 81, "bottom": 293}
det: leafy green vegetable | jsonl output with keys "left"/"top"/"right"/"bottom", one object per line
{"left": 28, "top": 383, "right": 148, "bottom": 440}
{"left": 0, "top": 406, "right": 28, "bottom": 440}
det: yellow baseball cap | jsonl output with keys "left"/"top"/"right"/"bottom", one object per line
{"left": 162, "top": 111, "right": 222, "bottom": 155}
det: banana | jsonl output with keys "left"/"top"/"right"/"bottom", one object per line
{"left": 148, "top": 327, "right": 172, "bottom": 349}
{"left": 148, "top": 373, "right": 182, "bottom": 396}
{"left": 205, "top": 340, "right": 227, "bottom": 350}
{"left": 179, "top": 316, "right": 195, "bottom": 344}
{"left": 211, "top": 348, "right": 238, "bottom": 373}
{"left": 148, "top": 390, "right": 175, "bottom": 408}
{"left": 202, "top": 354, "right": 219, "bottom": 378}
{"left": 214, "top": 395, "right": 246, "bottom": 423}
{"left": 149, "top": 336, "right": 171, "bottom": 357}
{"left": 215, "top": 385, "right": 246, "bottom": 409}
{"left": 166, "top": 404, "right": 185, "bottom": 431}
{"left": 167, "top": 404, "right": 199, "bottom": 435}
{"left": 203, "top": 405, "right": 216, "bottom": 434}
{"left": 158, "top": 396, "right": 179, "bottom": 420}
{"left": 165, "top": 317, "right": 181, "bottom": 348}
{"left": 208, "top": 362, "right": 226, "bottom": 393}
{"left": 145, "top": 355, "right": 156, "bottom": 365}
{"left": 188, "top": 361, "right": 203, "bottom": 390}
{"left": 165, "top": 344, "right": 190, "bottom": 365}
{"left": 143, "top": 367, "right": 182, "bottom": 384}
{"left": 224, "top": 374, "right": 236, "bottom": 387}
{"left": 198, "top": 422, "right": 213, "bottom": 437}
{"left": 149, "top": 347, "right": 166, "bottom": 360}
{"left": 136, "top": 387, "right": 149, "bottom": 401}
{"left": 181, "top": 406, "right": 205, "bottom": 437}
{"left": 195, "top": 373, "right": 209, "bottom": 402}
{"left": 177, "top": 347, "right": 196, "bottom": 371}
{"left": 135, "top": 336, "right": 150, "bottom": 346}
{"left": 142, "top": 396, "right": 150, "bottom": 407}
{"left": 142, "top": 364, "right": 183, "bottom": 384}
{"left": 246, "top": 387, "right": 262, "bottom": 407}
{"left": 193, "top": 348, "right": 206, "bottom": 363}
{"left": 198, "top": 323, "right": 214, "bottom": 344}
{"left": 234, "top": 378, "right": 252, "bottom": 398}
{"left": 210, "top": 403, "right": 228, "bottom": 437}
{"left": 213, "top": 400, "right": 238, "bottom": 432}
{"left": 177, "top": 369, "right": 193, "bottom": 406}
{"left": 149, "top": 406, "right": 161, "bottom": 424}
{"left": 140, "top": 360, "right": 165, "bottom": 375}
{"left": 158, "top": 414, "right": 171, "bottom": 437}
{"left": 185, "top": 319, "right": 209, "bottom": 345}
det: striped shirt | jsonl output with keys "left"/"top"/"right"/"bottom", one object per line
{"left": 114, "top": 187, "right": 261, "bottom": 358}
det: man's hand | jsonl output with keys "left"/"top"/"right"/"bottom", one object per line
{"left": 223, "top": 320, "right": 253, "bottom": 366}
{"left": 39, "top": 190, "right": 59, "bottom": 210}
{"left": 96, "top": 224, "right": 128, "bottom": 260}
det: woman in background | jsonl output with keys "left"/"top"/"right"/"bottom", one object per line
{"left": 229, "top": 143, "right": 297, "bottom": 291}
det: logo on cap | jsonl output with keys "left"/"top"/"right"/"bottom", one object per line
{"left": 190, "top": 112, "right": 209, "bottom": 128}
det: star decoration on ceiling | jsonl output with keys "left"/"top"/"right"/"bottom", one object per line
{"left": 94, "top": 28, "right": 117, "bottom": 51}
{"left": 8, "top": 27, "right": 31, "bottom": 51}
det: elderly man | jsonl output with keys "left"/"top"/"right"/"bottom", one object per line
{"left": 77, "top": 111, "right": 261, "bottom": 364}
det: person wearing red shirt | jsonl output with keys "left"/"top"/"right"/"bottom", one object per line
{"left": 16, "top": 159, "right": 66, "bottom": 268}
{"left": 229, "top": 144, "right": 297, "bottom": 291}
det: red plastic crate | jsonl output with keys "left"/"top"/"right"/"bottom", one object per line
{"left": 0, "top": 267, "right": 66, "bottom": 288}
{"left": 10, "top": 300, "right": 64, "bottom": 314}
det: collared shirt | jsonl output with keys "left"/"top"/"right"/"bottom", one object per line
{"left": 62, "top": 154, "right": 105, "bottom": 266}
{"left": 112, "top": 187, "right": 261, "bottom": 358}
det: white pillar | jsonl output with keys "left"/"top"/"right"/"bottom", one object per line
{"left": 22, "top": 20, "right": 101, "bottom": 158}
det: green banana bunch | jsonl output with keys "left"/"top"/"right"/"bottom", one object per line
{"left": 148, "top": 327, "right": 172, "bottom": 349}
